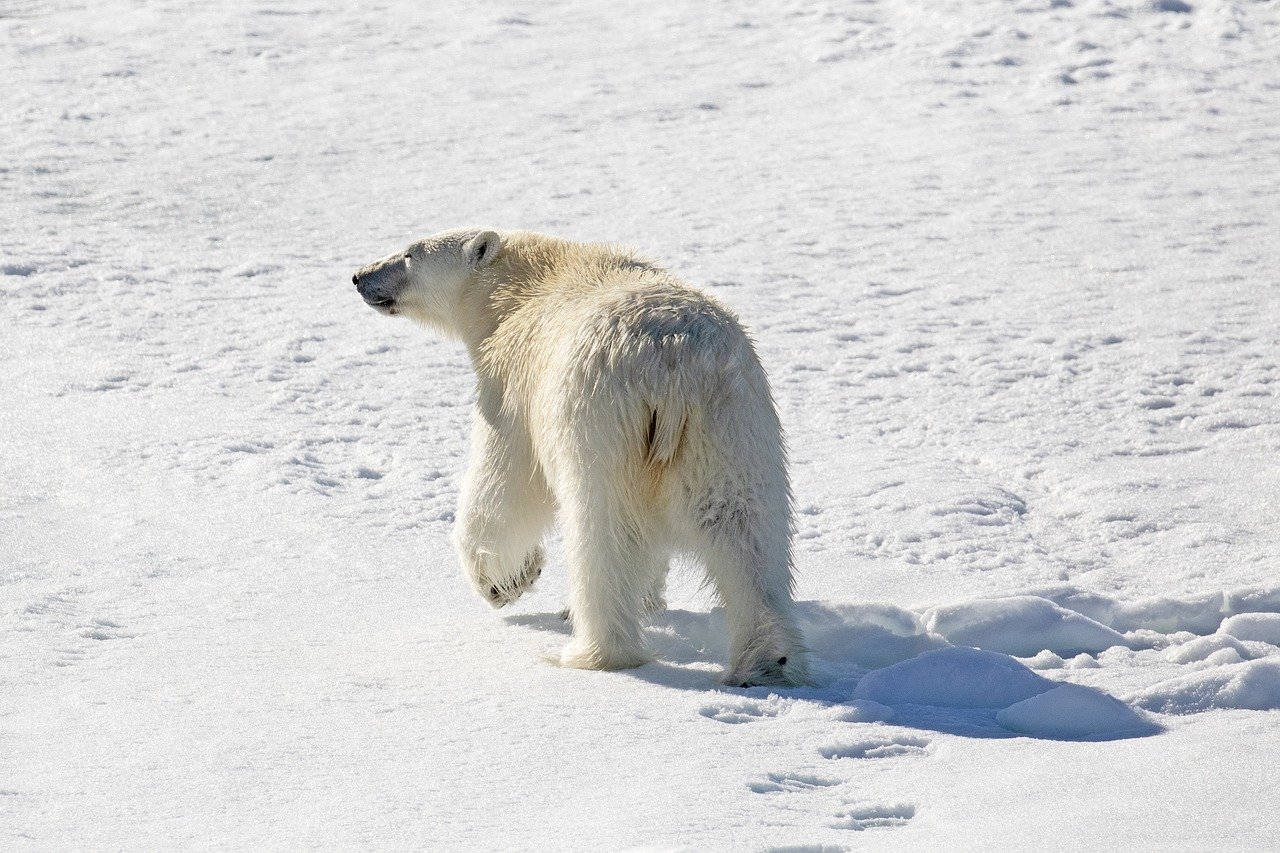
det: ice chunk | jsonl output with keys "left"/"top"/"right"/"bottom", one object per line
{"left": 1130, "top": 659, "right": 1280, "bottom": 713}
{"left": 853, "top": 647, "right": 1054, "bottom": 708}
{"left": 923, "top": 596, "right": 1130, "bottom": 657}
{"left": 1218, "top": 613, "right": 1280, "bottom": 647}
{"left": 997, "top": 684, "right": 1158, "bottom": 740}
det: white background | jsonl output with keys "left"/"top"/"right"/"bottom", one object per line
{"left": 3, "top": 1, "right": 1279, "bottom": 849}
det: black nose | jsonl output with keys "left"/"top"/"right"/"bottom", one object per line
{"left": 352, "top": 274, "right": 360, "bottom": 286}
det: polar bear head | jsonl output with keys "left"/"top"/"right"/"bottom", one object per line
{"left": 352, "top": 227, "right": 503, "bottom": 333}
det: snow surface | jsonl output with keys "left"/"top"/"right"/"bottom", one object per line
{"left": 4, "top": 0, "right": 1280, "bottom": 849}
{"left": 996, "top": 683, "right": 1154, "bottom": 740}
{"left": 1165, "top": 633, "right": 1254, "bottom": 666}
{"left": 1219, "top": 613, "right": 1280, "bottom": 647}
{"left": 855, "top": 647, "right": 1053, "bottom": 708}
{"left": 1131, "top": 660, "right": 1280, "bottom": 715}
{"left": 922, "top": 595, "right": 1133, "bottom": 656}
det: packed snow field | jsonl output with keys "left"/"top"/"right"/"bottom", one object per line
{"left": 4, "top": 0, "right": 1280, "bottom": 849}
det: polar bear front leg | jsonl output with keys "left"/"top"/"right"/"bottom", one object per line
{"left": 453, "top": 410, "right": 553, "bottom": 609}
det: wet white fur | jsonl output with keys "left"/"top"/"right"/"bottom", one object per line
{"left": 356, "top": 228, "right": 808, "bottom": 686}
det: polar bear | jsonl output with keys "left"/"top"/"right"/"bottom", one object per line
{"left": 352, "top": 228, "right": 808, "bottom": 686}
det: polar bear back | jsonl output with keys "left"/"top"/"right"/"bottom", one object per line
{"left": 465, "top": 235, "right": 782, "bottom": 513}
{"left": 480, "top": 247, "right": 765, "bottom": 434}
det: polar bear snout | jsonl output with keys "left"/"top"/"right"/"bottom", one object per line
{"left": 352, "top": 255, "right": 408, "bottom": 316}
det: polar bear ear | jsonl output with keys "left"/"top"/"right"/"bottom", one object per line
{"left": 464, "top": 230, "right": 502, "bottom": 269}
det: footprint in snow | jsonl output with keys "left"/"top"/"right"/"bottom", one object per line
{"left": 709, "top": 694, "right": 925, "bottom": 838}
{"left": 818, "top": 735, "right": 931, "bottom": 760}
{"left": 829, "top": 802, "right": 916, "bottom": 831}
{"left": 79, "top": 618, "right": 137, "bottom": 641}
{"left": 698, "top": 699, "right": 783, "bottom": 724}
{"left": 749, "top": 772, "right": 841, "bottom": 795}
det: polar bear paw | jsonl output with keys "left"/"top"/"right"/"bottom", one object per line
{"left": 726, "top": 648, "right": 811, "bottom": 688}
{"left": 560, "top": 636, "right": 651, "bottom": 671}
{"left": 470, "top": 546, "right": 544, "bottom": 609}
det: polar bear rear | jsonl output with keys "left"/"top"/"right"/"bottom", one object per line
{"left": 353, "top": 228, "right": 808, "bottom": 686}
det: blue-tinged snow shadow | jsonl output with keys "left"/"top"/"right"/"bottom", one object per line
{"left": 504, "top": 611, "right": 572, "bottom": 635}
{"left": 508, "top": 600, "right": 1163, "bottom": 742}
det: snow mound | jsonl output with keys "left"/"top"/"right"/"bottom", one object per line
{"left": 1031, "top": 587, "right": 1121, "bottom": 627}
{"left": 997, "top": 684, "right": 1157, "bottom": 740}
{"left": 1033, "top": 584, "right": 1280, "bottom": 636}
{"left": 1022, "top": 650, "right": 1066, "bottom": 670}
{"left": 853, "top": 647, "right": 1053, "bottom": 709}
{"left": 1112, "top": 593, "right": 1228, "bottom": 635}
{"left": 1225, "top": 586, "right": 1280, "bottom": 617}
{"left": 1218, "top": 613, "right": 1280, "bottom": 647}
{"left": 1165, "top": 634, "right": 1254, "bottom": 665}
{"left": 853, "top": 648, "right": 1153, "bottom": 739}
{"left": 922, "top": 596, "right": 1130, "bottom": 657}
{"left": 1130, "top": 659, "right": 1280, "bottom": 714}
{"left": 797, "top": 601, "right": 950, "bottom": 670}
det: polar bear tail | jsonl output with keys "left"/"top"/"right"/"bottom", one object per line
{"left": 645, "top": 404, "right": 686, "bottom": 465}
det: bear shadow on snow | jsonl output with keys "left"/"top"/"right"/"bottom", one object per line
{"left": 506, "top": 601, "right": 1163, "bottom": 742}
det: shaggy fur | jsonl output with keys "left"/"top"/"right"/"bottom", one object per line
{"left": 353, "top": 228, "right": 808, "bottom": 686}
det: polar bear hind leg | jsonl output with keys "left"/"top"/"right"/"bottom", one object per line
{"left": 557, "top": 465, "right": 667, "bottom": 671}
{"left": 681, "top": 389, "right": 810, "bottom": 687}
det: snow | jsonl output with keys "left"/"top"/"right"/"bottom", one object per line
{"left": 854, "top": 647, "right": 1053, "bottom": 710}
{"left": 1131, "top": 660, "right": 1280, "bottom": 715}
{"left": 1219, "top": 613, "right": 1280, "bottom": 647}
{"left": 849, "top": 647, "right": 1157, "bottom": 741}
{"left": 922, "top": 595, "right": 1132, "bottom": 657}
{"left": 798, "top": 601, "right": 950, "bottom": 671}
{"left": 1023, "top": 649, "right": 1068, "bottom": 670}
{"left": 1165, "top": 634, "right": 1255, "bottom": 666}
{"left": 5, "top": 0, "right": 1280, "bottom": 848}
{"left": 1226, "top": 587, "right": 1280, "bottom": 616}
{"left": 996, "top": 684, "right": 1155, "bottom": 741}
{"left": 829, "top": 700, "right": 896, "bottom": 725}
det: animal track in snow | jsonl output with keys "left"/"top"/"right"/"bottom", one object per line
{"left": 818, "top": 735, "right": 931, "bottom": 760}
{"left": 748, "top": 771, "right": 841, "bottom": 795}
{"left": 829, "top": 802, "right": 916, "bottom": 831}
{"left": 699, "top": 699, "right": 783, "bottom": 724}
{"left": 79, "top": 618, "right": 136, "bottom": 641}
{"left": 53, "top": 647, "right": 86, "bottom": 668}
